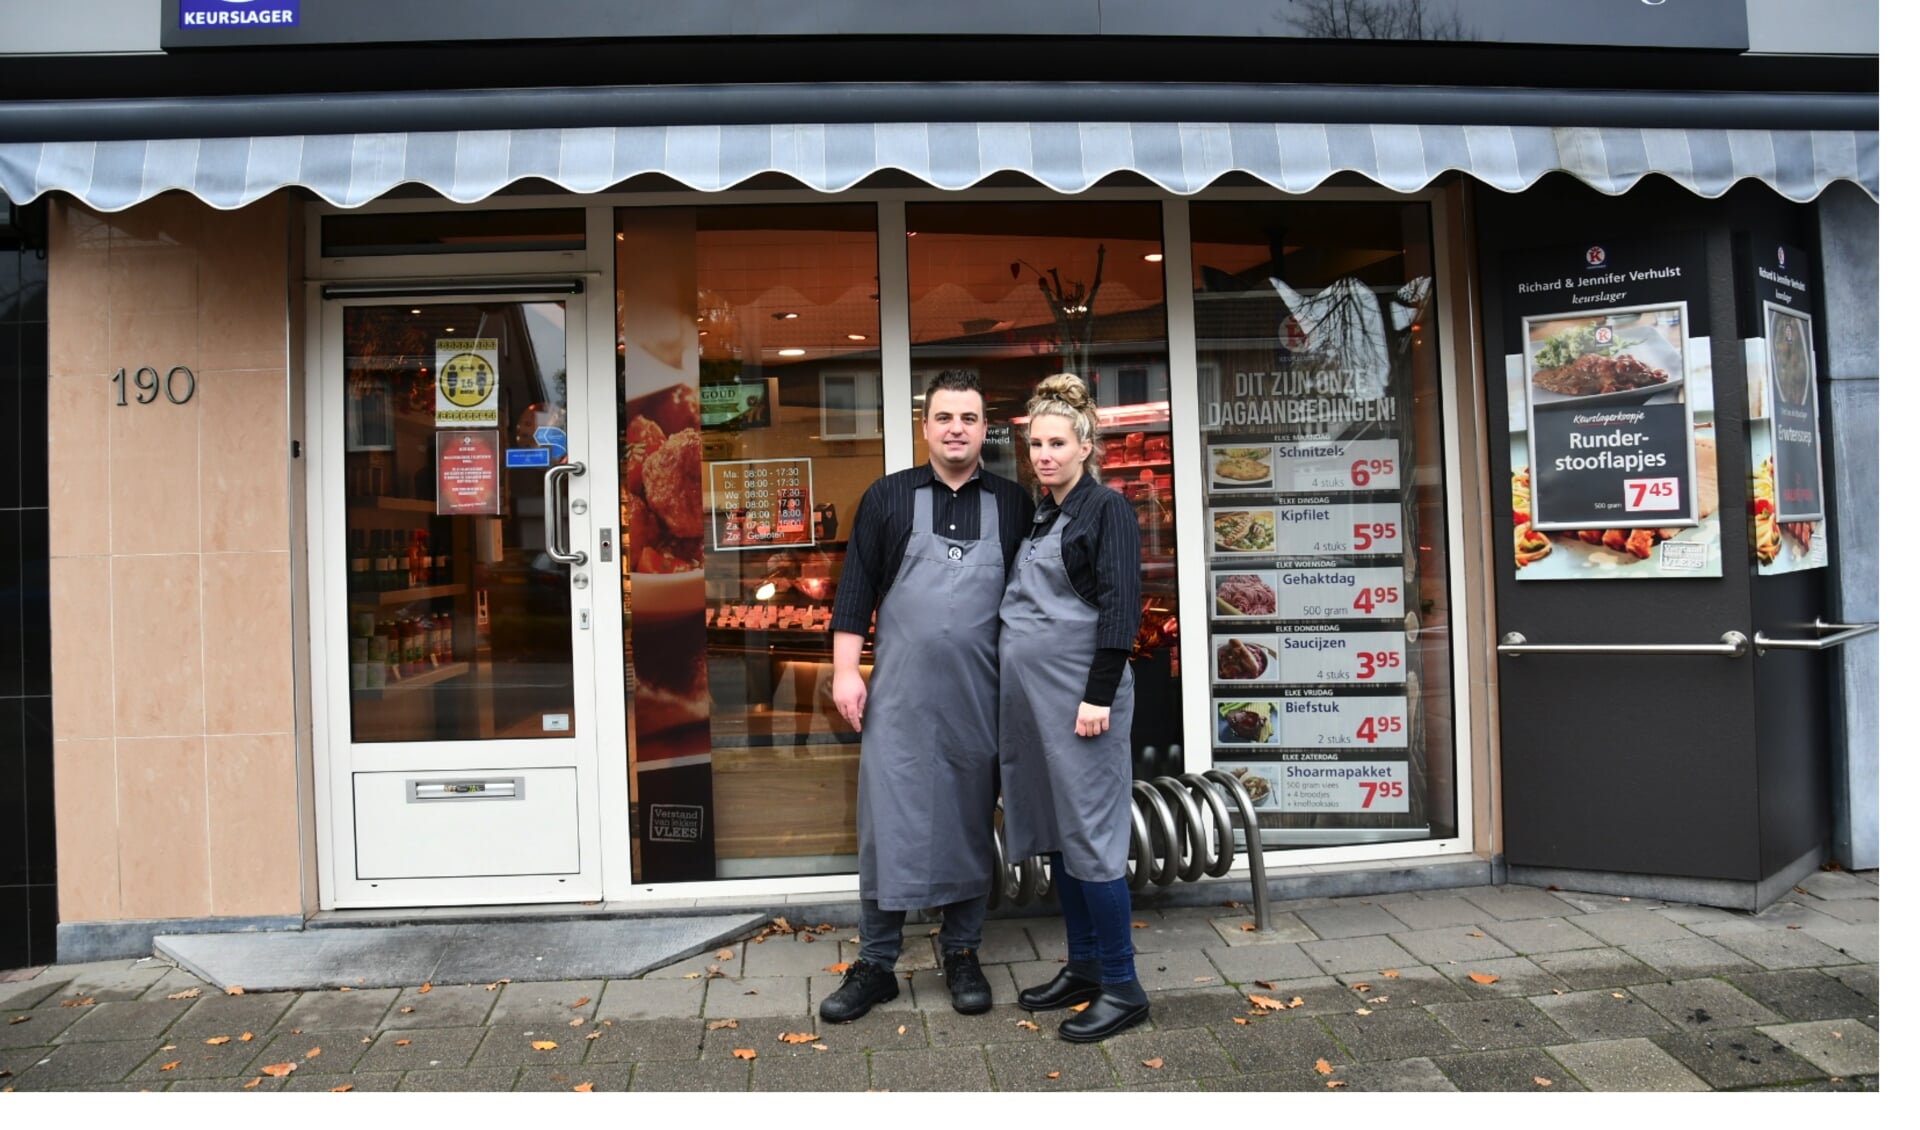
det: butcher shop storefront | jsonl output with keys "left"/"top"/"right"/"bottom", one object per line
{"left": 0, "top": 3, "right": 1878, "bottom": 960}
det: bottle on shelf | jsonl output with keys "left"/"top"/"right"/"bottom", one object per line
{"left": 433, "top": 525, "right": 452, "bottom": 585}
{"left": 348, "top": 530, "right": 370, "bottom": 593}
{"left": 408, "top": 529, "right": 428, "bottom": 587}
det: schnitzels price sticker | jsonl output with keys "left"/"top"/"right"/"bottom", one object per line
{"left": 1270, "top": 695, "right": 1409, "bottom": 749}
{"left": 1279, "top": 760, "right": 1411, "bottom": 813}
{"left": 1273, "top": 438, "right": 1402, "bottom": 492}
{"left": 1274, "top": 631, "right": 1406, "bottom": 684}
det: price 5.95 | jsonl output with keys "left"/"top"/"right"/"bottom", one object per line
{"left": 1351, "top": 521, "right": 1398, "bottom": 551}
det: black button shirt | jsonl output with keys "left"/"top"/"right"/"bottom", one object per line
{"left": 1029, "top": 476, "right": 1143, "bottom": 707}
{"left": 828, "top": 463, "right": 1036, "bottom": 637}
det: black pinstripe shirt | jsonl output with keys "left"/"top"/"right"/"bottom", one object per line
{"left": 828, "top": 463, "right": 1035, "bottom": 637}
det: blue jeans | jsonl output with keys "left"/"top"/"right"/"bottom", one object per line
{"left": 857, "top": 894, "right": 987, "bottom": 971}
{"left": 1051, "top": 853, "right": 1138, "bottom": 985}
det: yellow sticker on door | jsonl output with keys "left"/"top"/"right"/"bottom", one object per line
{"left": 436, "top": 338, "right": 500, "bottom": 427}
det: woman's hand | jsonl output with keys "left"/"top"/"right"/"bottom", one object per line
{"left": 1075, "top": 702, "right": 1112, "bottom": 738}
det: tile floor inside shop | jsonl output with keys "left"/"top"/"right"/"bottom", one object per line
{"left": 0, "top": 875, "right": 1879, "bottom": 1092}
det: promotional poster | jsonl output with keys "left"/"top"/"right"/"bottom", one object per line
{"left": 1741, "top": 238, "right": 1828, "bottom": 574}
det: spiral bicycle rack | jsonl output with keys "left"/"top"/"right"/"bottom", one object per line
{"left": 991, "top": 769, "right": 1271, "bottom": 931}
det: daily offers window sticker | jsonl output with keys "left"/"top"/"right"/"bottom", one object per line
{"left": 1745, "top": 239, "right": 1828, "bottom": 573}
{"left": 1503, "top": 237, "right": 1722, "bottom": 580}
{"left": 435, "top": 338, "right": 500, "bottom": 427}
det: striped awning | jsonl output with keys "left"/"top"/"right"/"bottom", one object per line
{"left": 0, "top": 121, "right": 1877, "bottom": 211}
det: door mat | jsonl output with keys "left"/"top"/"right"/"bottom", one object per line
{"left": 154, "top": 913, "right": 765, "bottom": 991}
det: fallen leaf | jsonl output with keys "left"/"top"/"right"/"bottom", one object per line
{"left": 1232, "top": 1018, "right": 1249, "bottom": 1025}
{"left": 743, "top": 990, "right": 758, "bottom": 996}
{"left": 338, "top": 987, "right": 351, "bottom": 993}
{"left": 226, "top": 986, "right": 245, "bottom": 996}
{"left": 1832, "top": 1031, "right": 1843, "bottom": 1039}
{"left": 1069, "top": 1002, "right": 1091, "bottom": 1013}
{"left": 573, "top": 1082, "right": 594, "bottom": 1092}
{"left": 161, "top": 1045, "right": 176, "bottom": 1052}
{"left": 1326, "top": 1080, "right": 1347, "bottom": 1089}
{"left": 601, "top": 1020, "right": 613, "bottom": 1026}
{"left": 418, "top": 983, "right": 432, "bottom": 995}
{"left": 1467, "top": 973, "right": 1500, "bottom": 984}
{"left": 160, "top": 1061, "right": 181, "bottom": 1072}
{"left": 166, "top": 989, "right": 202, "bottom": 1000}
{"left": 772, "top": 917, "right": 793, "bottom": 933}
{"left": 826, "top": 962, "right": 852, "bottom": 974}
{"left": 1610, "top": 992, "right": 1626, "bottom": 999}
{"left": 1788, "top": 924, "right": 1803, "bottom": 930}
{"left": 1223, "top": 900, "right": 1244, "bottom": 908}
{"left": 897, "top": 1025, "right": 907, "bottom": 1035}
{"left": 360, "top": 1037, "right": 372, "bottom": 1044}
{"left": 1314, "top": 1058, "right": 1334, "bottom": 1076}
{"left": 243, "top": 1078, "right": 262, "bottom": 1090}
{"left": 927, "top": 925, "right": 942, "bottom": 936}
{"left": 205, "top": 1036, "right": 231, "bottom": 1045}
{"left": 570, "top": 997, "right": 591, "bottom": 1009}
{"left": 1254, "top": 980, "right": 1277, "bottom": 991}
{"left": 1367, "top": 996, "right": 1389, "bottom": 1004}
{"left": 261, "top": 1063, "right": 296, "bottom": 1078}
{"left": 682, "top": 973, "right": 704, "bottom": 980}
{"left": 239, "top": 1032, "right": 254, "bottom": 1042}
{"left": 6, "top": 1017, "right": 27, "bottom": 1025}
{"left": 531, "top": 1041, "right": 559, "bottom": 1051}
{"left": 1132, "top": 921, "right": 1149, "bottom": 929}
{"left": 330, "top": 1084, "right": 354, "bottom": 1092}
{"left": 1534, "top": 1076, "right": 1553, "bottom": 1087}
{"left": 1248, "top": 994, "right": 1290, "bottom": 1011}
{"left": 61, "top": 997, "right": 94, "bottom": 1007}
{"left": 586, "top": 1031, "right": 602, "bottom": 1041}
{"left": 1046, "top": 1071, "right": 1061, "bottom": 1080}
{"left": 811, "top": 1043, "right": 828, "bottom": 1051}
{"left": 1016, "top": 1019, "right": 1040, "bottom": 1030}
{"left": 1467, "top": 932, "right": 1484, "bottom": 938}
{"left": 1351, "top": 982, "right": 1371, "bottom": 992}
{"left": 816, "top": 924, "right": 835, "bottom": 933}
{"left": 707, "top": 1019, "right": 739, "bottom": 1030}
{"left": 778, "top": 1032, "right": 821, "bottom": 1044}
{"left": 395, "top": 1039, "right": 411, "bottom": 1047}
{"left": 1141, "top": 1058, "right": 1164, "bottom": 1070}
{"left": 291, "top": 1029, "right": 302, "bottom": 1035}
{"left": 732, "top": 1048, "right": 757, "bottom": 1060}
{"left": 716, "top": 948, "right": 735, "bottom": 960}
{"left": 486, "top": 980, "right": 509, "bottom": 991}
{"left": 1192, "top": 976, "right": 1214, "bottom": 983}
{"left": 1290, "top": 997, "right": 1305, "bottom": 1008}
{"left": 801, "top": 934, "right": 816, "bottom": 944}
{"left": 399, "top": 1007, "right": 414, "bottom": 1014}
{"left": 1381, "top": 970, "right": 1401, "bottom": 979}
{"left": 305, "top": 1047, "right": 322, "bottom": 1059}
{"left": 1239, "top": 923, "right": 1258, "bottom": 932}
{"left": 568, "top": 1017, "right": 586, "bottom": 1028}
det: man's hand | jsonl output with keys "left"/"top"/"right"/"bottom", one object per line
{"left": 833, "top": 669, "right": 868, "bottom": 733}
{"left": 1075, "top": 702, "right": 1111, "bottom": 738}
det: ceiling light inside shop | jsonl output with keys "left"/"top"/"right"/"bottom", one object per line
{"left": 772, "top": 312, "right": 799, "bottom": 320}
{"left": 409, "top": 308, "right": 422, "bottom": 314}
{"left": 777, "top": 348, "right": 806, "bottom": 356}
{"left": 846, "top": 333, "right": 868, "bottom": 341}
{"left": 755, "top": 581, "right": 776, "bottom": 600}
{"left": 445, "top": 326, "right": 457, "bottom": 332}
{"left": 1143, "top": 253, "right": 1164, "bottom": 263}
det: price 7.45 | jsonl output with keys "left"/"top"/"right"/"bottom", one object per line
{"left": 1355, "top": 650, "right": 1403, "bottom": 679}
{"left": 1351, "top": 521, "right": 1397, "bottom": 551}
{"left": 1358, "top": 780, "right": 1406, "bottom": 808}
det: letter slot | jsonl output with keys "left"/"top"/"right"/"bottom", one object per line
{"left": 408, "top": 777, "right": 524, "bottom": 802}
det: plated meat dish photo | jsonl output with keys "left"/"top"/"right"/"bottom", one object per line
{"left": 1215, "top": 638, "right": 1274, "bottom": 680}
{"left": 1212, "top": 510, "right": 1276, "bottom": 553}
{"left": 1532, "top": 352, "right": 1671, "bottom": 397}
{"left": 1215, "top": 573, "right": 1277, "bottom": 616}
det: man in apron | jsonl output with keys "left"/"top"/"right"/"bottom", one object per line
{"left": 820, "top": 371, "right": 1035, "bottom": 1022}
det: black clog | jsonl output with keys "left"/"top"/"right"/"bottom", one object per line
{"left": 1017, "top": 966, "right": 1102, "bottom": 1012}
{"left": 1057, "top": 989, "right": 1150, "bottom": 1043}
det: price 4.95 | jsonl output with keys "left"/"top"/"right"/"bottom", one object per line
{"left": 1354, "top": 714, "right": 1404, "bottom": 743}
{"left": 1358, "top": 780, "right": 1407, "bottom": 808}
{"left": 1355, "top": 650, "right": 1403, "bottom": 679}
{"left": 1350, "top": 586, "right": 1400, "bottom": 615}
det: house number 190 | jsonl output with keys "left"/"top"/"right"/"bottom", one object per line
{"left": 110, "top": 366, "right": 196, "bottom": 406}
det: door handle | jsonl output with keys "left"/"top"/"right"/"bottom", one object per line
{"left": 1751, "top": 618, "right": 1879, "bottom": 654}
{"left": 543, "top": 461, "right": 588, "bottom": 566}
{"left": 1497, "top": 631, "right": 1749, "bottom": 658}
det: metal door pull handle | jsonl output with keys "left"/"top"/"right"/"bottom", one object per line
{"left": 1752, "top": 618, "right": 1879, "bottom": 654}
{"left": 543, "top": 461, "right": 588, "bottom": 566}
{"left": 1498, "top": 631, "right": 1749, "bottom": 657}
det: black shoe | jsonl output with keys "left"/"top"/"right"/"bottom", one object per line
{"left": 1057, "top": 989, "right": 1150, "bottom": 1043}
{"left": 1017, "top": 965, "right": 1102, "bottom": 1012}
{"left": 818, "top": 959, "right": 899, "bottom": 1023}
{"left": 942, "top": 948, "right": 993, "bottom": 1015}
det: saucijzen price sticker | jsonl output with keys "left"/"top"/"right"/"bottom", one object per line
{"left": 1622, "top": 476, "right": 1682, "bottom": 513}
{"left": 1269, "top": 695, "right": 1410, "bottom": 749}
{"left": 1280, "top": 761, "right": 1410, "bottom": 813}
{"left": 1274, "top": 632, "right": 1407, "bottom": 685}
{"left": 1272, "top": 439, "right": 1401, "bottom": 492}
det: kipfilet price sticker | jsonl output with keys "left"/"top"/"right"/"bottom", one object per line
{"left": 1275, "top": 632, "right": 1406, "bottom": 685}
{"left": 1209, "top": 503, "right": 1403, "bottom": 557}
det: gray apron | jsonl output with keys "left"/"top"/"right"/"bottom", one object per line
{"left": 856, "top": 485, "right": 1003, "bottom": 910}
{"left": 999, "top": 508, "right": 1136, "bottom": 882}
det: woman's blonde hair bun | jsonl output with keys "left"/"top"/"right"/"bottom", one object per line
{"left": 1026, "top": 372, "right": 1103, "bottom": 473}
{"left": 1032, "top": 371, "right": 1092, "bottom": 411}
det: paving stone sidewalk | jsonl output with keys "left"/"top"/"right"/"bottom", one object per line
{"left": 0, "top": 874, "right": 1878, "bottom": 1093}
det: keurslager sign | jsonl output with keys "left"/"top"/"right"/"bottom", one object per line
{"left": 179, "top": 0, "right": 300, "bottom": 28}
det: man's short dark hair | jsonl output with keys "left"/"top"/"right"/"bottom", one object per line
{"left": 925, "top": 369, "right": 983, "bottom": 402}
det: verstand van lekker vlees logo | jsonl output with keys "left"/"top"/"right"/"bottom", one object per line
{"left": 179, "top": 0, "right": 300, "bottom": 29}
{"left": 1585, "top": 245, "right": 1608, "bottom": 269}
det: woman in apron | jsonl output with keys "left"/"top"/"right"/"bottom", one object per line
{"left": 999, "top": 373, "right": 1147, "bottom": 1044}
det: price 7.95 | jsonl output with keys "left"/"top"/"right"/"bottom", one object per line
{"left": 1358, "top": 780, "right": 1406, "bottom": 808}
